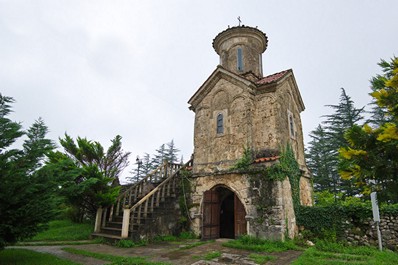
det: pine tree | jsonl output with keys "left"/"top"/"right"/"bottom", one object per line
{"left": 152, "top": 143, "right": 167, "bottom": 168}
{"left": 128, "top": 154, "right": 152, "bottom": 183}
{"left": 165, "top": 139, "right": 180, "bottom": 164}
{"left": 141, "top": 153, "right": 153, "bottom": 175}
{"left": 306, "top": 125, "right": 339, "bottom": 199}
{"left": 0, "top": 94, "right": 56, "bottom": 249}
{"left": 306, "top": 88, "right": 364, "bottom": 199}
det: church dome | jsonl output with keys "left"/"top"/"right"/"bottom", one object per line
{"left": 213, "top": 25, "right": 268, "bottom": 78}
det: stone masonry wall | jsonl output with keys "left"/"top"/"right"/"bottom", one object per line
{"left": 131, "top": 197, "right": 183, "bottom": 241}
{"left": 344, "top": 215, "right": 398, "bottom": 250}
{"left": 189, "top": 173, "right": 296, "bottom": 240}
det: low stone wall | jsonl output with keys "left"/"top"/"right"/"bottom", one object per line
{"left": 344, "top": 215, "right": 398, "bottom": 250}
{"left": 131, "top": 197, "right": 183, "bottom": 241}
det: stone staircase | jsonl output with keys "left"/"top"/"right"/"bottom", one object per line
{"left": 92, "top": 159, "right": 193, "bottom": 241}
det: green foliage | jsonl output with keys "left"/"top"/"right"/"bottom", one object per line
{"left": 115, "top": 239, "right": 146, "bottom": 248}
{"left": 268, "top": 145, "right": 300, "bottom": 182}
{"left": 63, "top": 248, "right": 171, "bottom": 265}
{"left": 306, "top": 88, "right": 364, "bottom": 200}
{"left": 272, "top": 144, "right": 301, "bottom": 213}
{"left": 153, "top": 235, "right": 177, "bottom": 242}
{"left": 296, "top": 201, "right": 381, "bottom": 241}
{"left": 130, "top": 140, "right": 181, "bottom": 183}
{"left": 230, "top": 146, "right": 253, "bottom": 171}
{"left": 296, "top": 198, "right": 398, "bottom": 242}
{"left": 178, "top": 231, "right": 198, "bottom": 239}
{"left": 203, "top": 251, "right": 221, "bottom": 260}
{"left": 234, "top": 144, "right": 302, "bottom": 221}
{"left": 152, "top": 231, "right": 198, "bottom": 243}
{"left": 306, "top": 125, "right": 339, "bottom": 197}
{"left": 223, "top": 235, "right": 301, "bottom": 252}
{"left": 248, "top": 253, "right": 276, "bottom": 264}
{"left": 178, "top": 169, "right": 194, "bottom": 231}
{"left": 25, "top": 220, "right": 93, "bottom": 242}
{"left": 292, "top": 240, "right": 398, "bottom": 265}
{"left": 43, "top": 134, "right": 129, "bottom": 221}
{"left": 0, "top": 94, "right": 57, "bottom": 249}
{"left": 0, "top": 249, "right": 80, "bottom": 265}
{"left": 314, "top": 191, "right": 340, "bottom": 206}
{"left": 339, "top": 57, "right": 398, "bottom": 203}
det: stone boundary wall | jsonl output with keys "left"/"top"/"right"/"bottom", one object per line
{"left": 344, "top": 215, "right": 398, "bottom": 250}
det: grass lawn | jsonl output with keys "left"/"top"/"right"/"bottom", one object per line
{"left": 291, "top": 241, "right": 398, "bottom": 265}
{"left": 224, "top": 236, "right": 398, "bottom": 265}
{"left": 24, "top": 219, "right": 93, "bottom": 242}
{"left": 0, "top": 249, "right": 80, "bottom": 265}
{"left": 223, "top": 235, "right": 302, "bottom": 252}
{"left": 63, "top": 247, "right": 171, "bottom": 265}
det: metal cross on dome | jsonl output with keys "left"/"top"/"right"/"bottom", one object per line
{"left": 238, "top": 16, "right": 241, "bottom": 26}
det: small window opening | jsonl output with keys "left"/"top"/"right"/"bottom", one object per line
{"left": 217, "top": 113, "right": 224, "bottom": 134}
{"left": 237, "top": 48, "right": 243, "bottom": 72}
{"left": 289, "top": 113, "right": 295, "bottom": 138}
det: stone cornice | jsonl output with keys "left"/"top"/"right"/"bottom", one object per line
{"left": 213, "top": 25, "right": 268, "bottom": 54}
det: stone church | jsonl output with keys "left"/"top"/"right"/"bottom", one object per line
{"left": 187, "top": 25, "right": 312, "bottom": 240}
{"left": 93, "top": 25, "right": 312, "bottom": 241}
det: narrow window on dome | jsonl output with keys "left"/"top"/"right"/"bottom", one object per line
{"left": 217, "top": 113, "right": 224, "bottom": 134}
{"left": 237, "top": 48, "right": 243, "bottom": 72}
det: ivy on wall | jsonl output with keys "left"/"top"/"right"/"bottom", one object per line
{"left": 297, "top": 200, "right": 398, "bottom": 241}
{"left": 268, "top": 144, "right": 301, "bottom": 213}
{"left": 179, "top": 169, "right": 193, "bottom": 230}
{"left": 231, "top": 144, "right": 302, "bottom": 216}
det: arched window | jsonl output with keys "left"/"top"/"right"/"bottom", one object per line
{"left": 237, "top": 48, "right": 243, "bottom": 72}
{"left": 217, "top": 113, "right": 224, "bottom": 134}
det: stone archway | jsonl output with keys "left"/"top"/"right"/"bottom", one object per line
{"left": 202, "top": 186, "right": 247, "bottom": 240}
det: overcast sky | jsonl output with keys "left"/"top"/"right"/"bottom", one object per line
{"left": 1, "top": 0, "right": 397, "bottom": 183}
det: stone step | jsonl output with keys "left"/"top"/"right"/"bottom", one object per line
{"left": 112, "top": 216, "right": 123, "bottom": 222}
{"left": 101, "top": 226, "right": 122, "bottom": 236}
{"left": 106, "top": 221, "right": 123, "bottom": 229}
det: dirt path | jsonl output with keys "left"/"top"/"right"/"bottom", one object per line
{"left": 9, "top": 245, "right": 109, "bottom": 265}
{"left": 10, "top": 239, "right": 302, "bottom": 265}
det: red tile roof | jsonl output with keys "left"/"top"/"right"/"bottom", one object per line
{"left": 253, "top": 156, "right": 280, "bottom": 163}
{"left": 256, "top": 70, "right": 290, "bottom": 85}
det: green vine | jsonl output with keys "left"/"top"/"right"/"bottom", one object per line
{"left": 230, "top": 147, "right": 252, "bottom": 171}
{"left": 268, "top": 144, "right": 301, "bottom": 213}
{"left": 179, "top": 169, "right": 193, "bottom": 230}
{"left": 231, "top": 144, "right": 302, "bottom": 219}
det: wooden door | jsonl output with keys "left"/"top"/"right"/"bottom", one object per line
{"left": 234, "top": 194, "right": 247, "bottom": 237}
{"left": 202, "top": 189, "right": 220, "bottom": 239}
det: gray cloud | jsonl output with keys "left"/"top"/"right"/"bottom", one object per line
{"left": 1, "top": 0, "right": 397, "bottom": 182}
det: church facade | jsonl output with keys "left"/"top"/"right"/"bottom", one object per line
{"left": 187, "top": 25, "right": 312, "bottom": 240}
{"left": 93, "top": 24, "right": 312, "bottom": 242}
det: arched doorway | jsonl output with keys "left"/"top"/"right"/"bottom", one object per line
{"left": 202, "top": 186, "right": 247, "bottom": 240}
